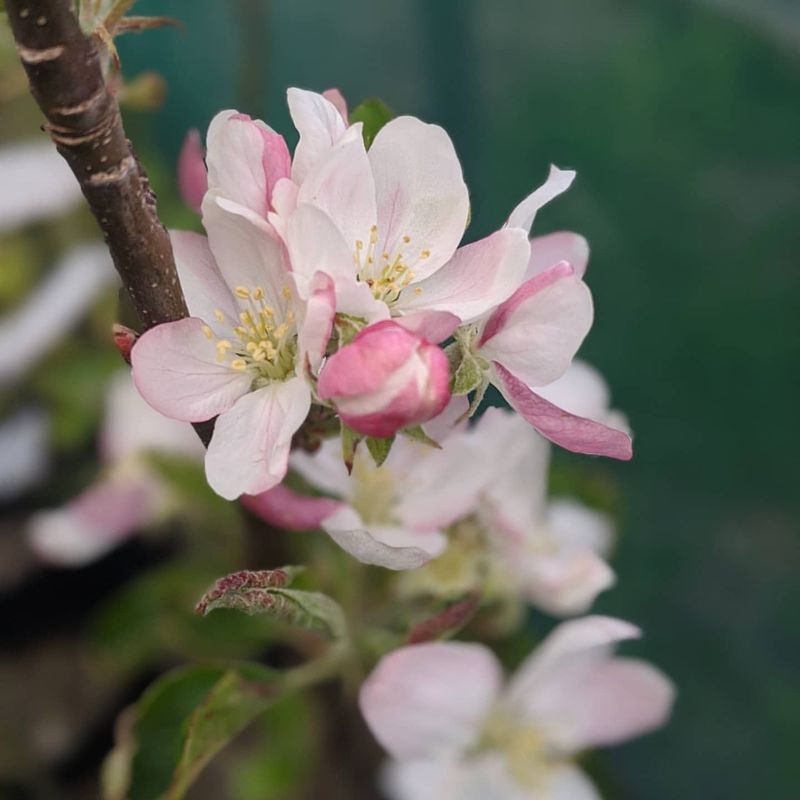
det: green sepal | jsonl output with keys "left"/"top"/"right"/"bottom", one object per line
{"left": 366, "top": 434, "right": 395, "bottom": 466}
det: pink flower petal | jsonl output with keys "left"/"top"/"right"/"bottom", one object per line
{"left": 369, "top": 116, "right": 469, "bottom": 281}
{"left": 397, "top": 228, "right": 529, "bottom": 323}
{"left": 28, "top": 474, "right": 163, "bottom": 567}
{"left": 505, "top": 617, "right": 674, "bottom": 753}
{"left": 359, "top": 641, "right": 502, "bottom": 759}
{"left": 493, "top": 363, "right": 633, "bottom": 460}
{"left": 479, "top": 263, "right": 593, "bottom": 388}
{"left": 177, "top": 129, "right": 208, "bottom": 214}
{"left": 527, "top": 231, "right": 590, "bottom": 279}
{"left": 131, "top": 318, "right": 252, "bottom": 422}
{"left": 298, "top": 270, "right": 336, "bottom": 373}
{"left": 322, "top": 87, "right": 349, "bottom": 123}
{"left": 205, "top": 377, "right": 312, "bottom": 500}
{"left": 206, "top": 110, "right": 290, "bottom": 217}
{"left": 523, "top": 550, "right": 616, "bottom": 617}
{"left": 288, "top": 87, "right": 349, "bottom": 183}
{"left": 506, "top": 164, "right": 576, "bottom": 234}
{"left": 394, "top": 310, "right": 460, "bottom": 343}
{"left": 242, "top": 484, "right": 342, "bottom": 531}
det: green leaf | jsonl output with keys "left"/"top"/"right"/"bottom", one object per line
{"left": 401, "top": 425, "right": 442, "bottom": 449}
{"left": 333, "top": 313, "right": 365, "bottom": 347}
{"left": 117, "top": 663, "right": 277, "bottom": 800}
{"left": 366, "top": 434, "right": 394, "bottom": 466}
{"left": 196, "top": 570, "right": 346, "bottom": 639}
{"left": 167, "top": 668, "right": 276, "bottom": 800}
{"left": 349, "top": 98, "right": 394, "bottom": 148}
{"left": 126, "top": 665, "right": 228, "bottom": 800}
{"left": 452, "top": 351, "right": 485, "bottom": 395}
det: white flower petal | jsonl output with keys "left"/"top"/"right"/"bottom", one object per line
{"left": 131, "top": 317, "right": 252, "bottom": 422}
{"left": 369, "top": 116, "right": 469, "bottom": 280}
{"left": 288, "top": 88, "right": 349, "bottom": 183}
{"left": 205, "top": 377, "right": 311, "bottom": 500}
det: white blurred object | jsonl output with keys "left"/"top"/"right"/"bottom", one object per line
{"left": 0, "top": 141, "right": 83, "bottom": 232}
{"left": 28, "top": 372, "right": 203, "bottom": 566}
{"left": 0, "top": 243, "right": 117, "bottom": 386}
{"left": 0, "top": 409, "right": 50, "bottom": 501}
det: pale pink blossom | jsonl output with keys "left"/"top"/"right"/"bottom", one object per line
{"left": 451, "top": 167, "right": 632, "bottom": 460}
{"left": 177, "top": 129, "right": 208, "bottom": 214}
{"left": 286, "top": 417, "right": 490, "bottom": 569}
{"left": 317, "top": 320, "right": 450, "bottom": 437}
{"left": 271, "top": 89, "right": 530, "bottom": 334}
{"left": 395, "top": 402, "right": 616, "bottom": 615}
{"left": 131, "top": 108, "right": 338, "bottom": 499}
{"left": 360, "top": 617, "right": 675, "bottom": 800}
{"left": 28, "top": 372, "right": 203, "bottom": 566}
{"left": 471, "top": 407, "right": 617, "bottom": 616}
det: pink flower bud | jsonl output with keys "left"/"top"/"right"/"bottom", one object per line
{"left": 317, "top": 321, "right": 450, "bottom": 438}
{"left": 177, "top": 129, "right": 208, "bottom": 214}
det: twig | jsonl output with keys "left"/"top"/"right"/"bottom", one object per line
{"left": 5, "top": 0, "right": 217, "bottom": 444}
{"left": 6, "top": 0, "right": 187, "bottom": 331}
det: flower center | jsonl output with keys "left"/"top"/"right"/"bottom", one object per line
{"left": 202, "top": 284, "right": 297, "bottom": 382}
{"left": 353, "top": 225, "right": 429, "bottom": 305}
{"left": 480, "top": 713, "right": 556, "bottom": 791}
{"left": 350, "top": 455, "right": 397, "bottom": 525}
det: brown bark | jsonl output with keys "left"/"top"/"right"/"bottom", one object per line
{"left": 5, "top": 0, "right": 188, "bottom": 331}
{"left": 6, "top": 0, "right": 218, "bottom": 444}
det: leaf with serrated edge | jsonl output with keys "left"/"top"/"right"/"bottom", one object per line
{"left": 195, "top": 568, "right": 304, "bottom": 616}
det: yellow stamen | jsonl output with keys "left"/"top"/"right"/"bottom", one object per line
{"left": 213, "top": 308, "right": 226, "bottom": 322}
{"left": 230, "top": 358, "right": 247, "bottom": 371}
{"left": 202, "top": 325, "right": 213, "bottom": 339}
{"left": 234, "top": 286, "right": 251, "bottom": 299}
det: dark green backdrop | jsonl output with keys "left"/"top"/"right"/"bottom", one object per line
{"left": 121, "top": 2, "right": 800, "bottom": 797}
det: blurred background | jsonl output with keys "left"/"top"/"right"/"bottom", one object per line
{"left": 1, "top": 0, "right": 798, "bottom": 797}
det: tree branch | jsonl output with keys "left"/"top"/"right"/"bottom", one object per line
{"left": 5, "top": 0, "right": 218, "bottom": 444}
{"left": 6, "top": 0, "right": 187, "bottom": 331}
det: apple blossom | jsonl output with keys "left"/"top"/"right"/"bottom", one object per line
{"left": 317, "top": 320, "right": 450, "bottom": 437}
{"left": 360, "top": 616, "right": 675, "bottom": 800}
{"left": 273, "top": 88, "right": 531, "bottom": 336}
{"left": 398, "top": 405, "right": 616, "bottom": 616}
{"left": 28, "top": 372, "right": 203, "bottom": 566}
{"left": 446, "top": 166, "right": 633, "bottom": 461}
{"left": 286, "top": 419, "right": 490, "bottom": 569}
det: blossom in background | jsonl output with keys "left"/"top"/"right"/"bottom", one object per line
{"left": 0, "top": 243, "right": 117, "bottom": 386}
{"left": 360, "top": 616, "right": 675, "bottom": 800}
{"left": 317, "top": 320, "right": 450, "bottom": 437}
{"left": 28, "top": 372, "right": 203, "bottom": 567}
{"left": 0, "top": 140, "right": 82, "bottom": 233}
{"left": 284, "top": 409, "right": 489, "bottom": 569}
{"left": 177, "top": 129, "right": 208, "bottom": 214}
{"left": 0, "top": 409, "right": 49, "bottom": 503}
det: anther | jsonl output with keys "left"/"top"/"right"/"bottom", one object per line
{"left": 230, "top": 359, "right": 247, "bottom": 371}
{"left": 235, "top": 286, "right": 251, "bottom": 299}
{"left": 202, "top": 325, "right": 214, "bottom": 339}
{"left": 213, "top": 308, "right": 226, "bottom": 322}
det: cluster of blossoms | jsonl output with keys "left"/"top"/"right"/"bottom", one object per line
{"left": 123, "top": 88, "right": 673, "bottom": 798}
{"left": 133, "top": 87, "right": 631, "bottom": 500}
